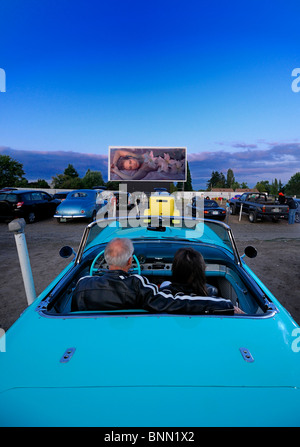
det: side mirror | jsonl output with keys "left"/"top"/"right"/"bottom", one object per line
{"left": 59, "top": 245, "right": 76, "bottom": 258}
{"left": 244, "top": 245, "right": 257, "bottom": 258}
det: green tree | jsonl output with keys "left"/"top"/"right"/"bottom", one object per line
{"left": 64, "top": 164, "right": 79, "bottom": 178}
{"left": 270, "top": 178, "right": 279, "bottom": 195}
{"left": 82, "top": 170, "right": 105, "bottom": 189}
{"left": 177, "top": 161, "right": 193, "bottom": 191}
{"left": 255, "top": 180, "right": 271, "bottom": 193}
{"left": 232, "top": 181, "right": 241, "bottom": 190}
{"left": 106, "top": 180, "right": 120, "bottom": 190}
{"left": 226, "top": 169, "right": 235, "bottom": 188}
{"left": 0, "top": 155, "right": 26, "bottom": 188}
{"left": 284, "top": 172, "right": 300, "bottom": 196}
{"left": 278, "top": 179, "right": 284, "bottom": 193}
{"left": 206, "top": 171, "right": 226, "bottom": 190}
{"left": 170, "top": 183, "right": 178, "bottom": 193}
{"left": 185, "top": 162, "right": 193, "bottom": 191}
{"left": 52, "top": 164, "right": 82, "bottom": 189}
{"left": 52, "top": 173, "right": 83, "bottom": 189}
{"left": 28, "top": 179, "right": 50, "bottom": 188}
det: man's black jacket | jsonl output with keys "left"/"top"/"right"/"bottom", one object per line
{"left": 71, "top": 270, "right": 234, "bottom": 315}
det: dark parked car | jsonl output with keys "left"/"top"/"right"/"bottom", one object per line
{"left": 0, "top": 190, "right": 60, "bottom": 223}
{"left": 186, "top": 197, "right": 226, "bottom": 220}
{"left": 0, "top": 187, "right": 18, "bottom": 192}
{"left": 230, "top": 192, "right": 289, "bottom": 222}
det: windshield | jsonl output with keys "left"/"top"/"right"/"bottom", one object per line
{"left": 68, "top": 192, "right": 90, "bottom": 199}
{"left": 75, "top": 217, "right": 240, "bottom": 264}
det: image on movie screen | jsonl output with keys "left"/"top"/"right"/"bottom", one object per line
{"left": 109, "top": 147, "right": 186, "bottom": 182}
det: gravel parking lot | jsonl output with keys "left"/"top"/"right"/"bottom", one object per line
{"left": 0, "top": 214, "right": 299, "bottom": 332}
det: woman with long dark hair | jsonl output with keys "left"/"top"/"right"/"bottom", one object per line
{"left": 160, "top": 247, "right": 244, "bottom": 314}
{"left": 171, "top": 247, "right": 208, "bottom": 296}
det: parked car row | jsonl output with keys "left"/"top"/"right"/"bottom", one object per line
{"left": 1, "top": 188, "right": 299, "bottom": 224}
{"left": 0, "top": 189, "right": 135, "bottom": 224}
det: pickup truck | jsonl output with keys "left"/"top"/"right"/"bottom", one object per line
{"left": 229, "top": 192, "right": 289, "bottom": 222}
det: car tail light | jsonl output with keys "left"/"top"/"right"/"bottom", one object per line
{"left": 262, "top": 206, "right": 266, "bottom": 213}
{"left": 16, "top": 201, "right": 24, "bottom": 208}
{"left": 81, "top": 210, "right": 85, "bottom": 214}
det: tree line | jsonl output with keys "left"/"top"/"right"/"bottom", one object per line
{"left": 0, "top": 154, "right": 299, "bottom": 195}
{"left": 0, "top": 155, "right": 118, "bottom": 190}
{"left": 206, "top": 168, "right": 300, "bottom": 196}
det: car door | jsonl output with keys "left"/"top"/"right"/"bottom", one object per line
{"left": 235, "top": 193, "right": 247, "bottom": 213}
{"left": 29, "top": 191, "right": 44, "bottom": 220}
{"left": 40, "top": 192, "right": 56, "bottom": 217}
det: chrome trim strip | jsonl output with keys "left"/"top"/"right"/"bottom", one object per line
{"left": 54, "top": 214, "right": 87, "bottom": 218}
{"left": 39, "top": 308, "right": 278, "bottom": 320}
{"left": 75, "top": 225, "right": 91, "bottom": 265}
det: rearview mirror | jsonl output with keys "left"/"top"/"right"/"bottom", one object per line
{"left": 244, "top": 246, "right": 257, "bottom": 258}
{"left": 59, "top": 246, "right": 76, "bottom": 258}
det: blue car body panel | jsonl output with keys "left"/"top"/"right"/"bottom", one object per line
{"left": 1, "top": 217, "right": 300, "bottom": 427}
{"left": 1, "top": 303, "right": 300, "bottom": 427}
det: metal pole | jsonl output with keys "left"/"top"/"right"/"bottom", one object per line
{"left": 8, "top": 219, "right": 36, "bottom": 306}
{"left": 239, "top": 204, "right": 243, "bottom": 222}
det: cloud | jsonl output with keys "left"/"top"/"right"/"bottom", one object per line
{"left": 231, "top": 143, "right": 258, "bottom": 149}
{"left": 215, "top": 141, "right": 258, "bottom": 150}
{"left": 0, "top": 146, "right": 109, "bottom": 182}
{"left": 188, "top": 143, "right": 300, "bottom": 188}
{"left": 1, "top": 143, "right": 299, "bottom": 189}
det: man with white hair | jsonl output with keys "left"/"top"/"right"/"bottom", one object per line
{"left": 71, "top": 237, "right": 235, "bottom": 315}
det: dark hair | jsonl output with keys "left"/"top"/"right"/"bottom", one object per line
{"left": 171, "top": 247, "right": 207, "bottom": 296}
{"left": 116, "top": 156, "right": 141, "bottom": 170}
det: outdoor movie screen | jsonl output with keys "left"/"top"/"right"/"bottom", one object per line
{"left": 108, "top": 147, "right": 187, "bottom": 182}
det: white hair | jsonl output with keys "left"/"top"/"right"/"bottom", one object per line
{"left": 104, "top": 238, "right": 134, "bottom": 267}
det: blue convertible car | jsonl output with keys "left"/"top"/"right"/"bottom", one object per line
{"left": 1, "top": 215, "right": 300, "bottom": 427}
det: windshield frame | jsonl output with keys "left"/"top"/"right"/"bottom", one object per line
{"left": 74, "top": 216, "right": 242, "bottom": 266}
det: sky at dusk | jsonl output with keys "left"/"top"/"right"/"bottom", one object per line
{"left": 1, "top": 0, "right": 300, "bottom": 189}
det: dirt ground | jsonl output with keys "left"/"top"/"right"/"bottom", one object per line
{"left": 0, "top": 214, "right": 299, "bottom": 332}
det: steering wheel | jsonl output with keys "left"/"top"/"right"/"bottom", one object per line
{"left": 90, "top": 250, "right": 141, "bottom": 276}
